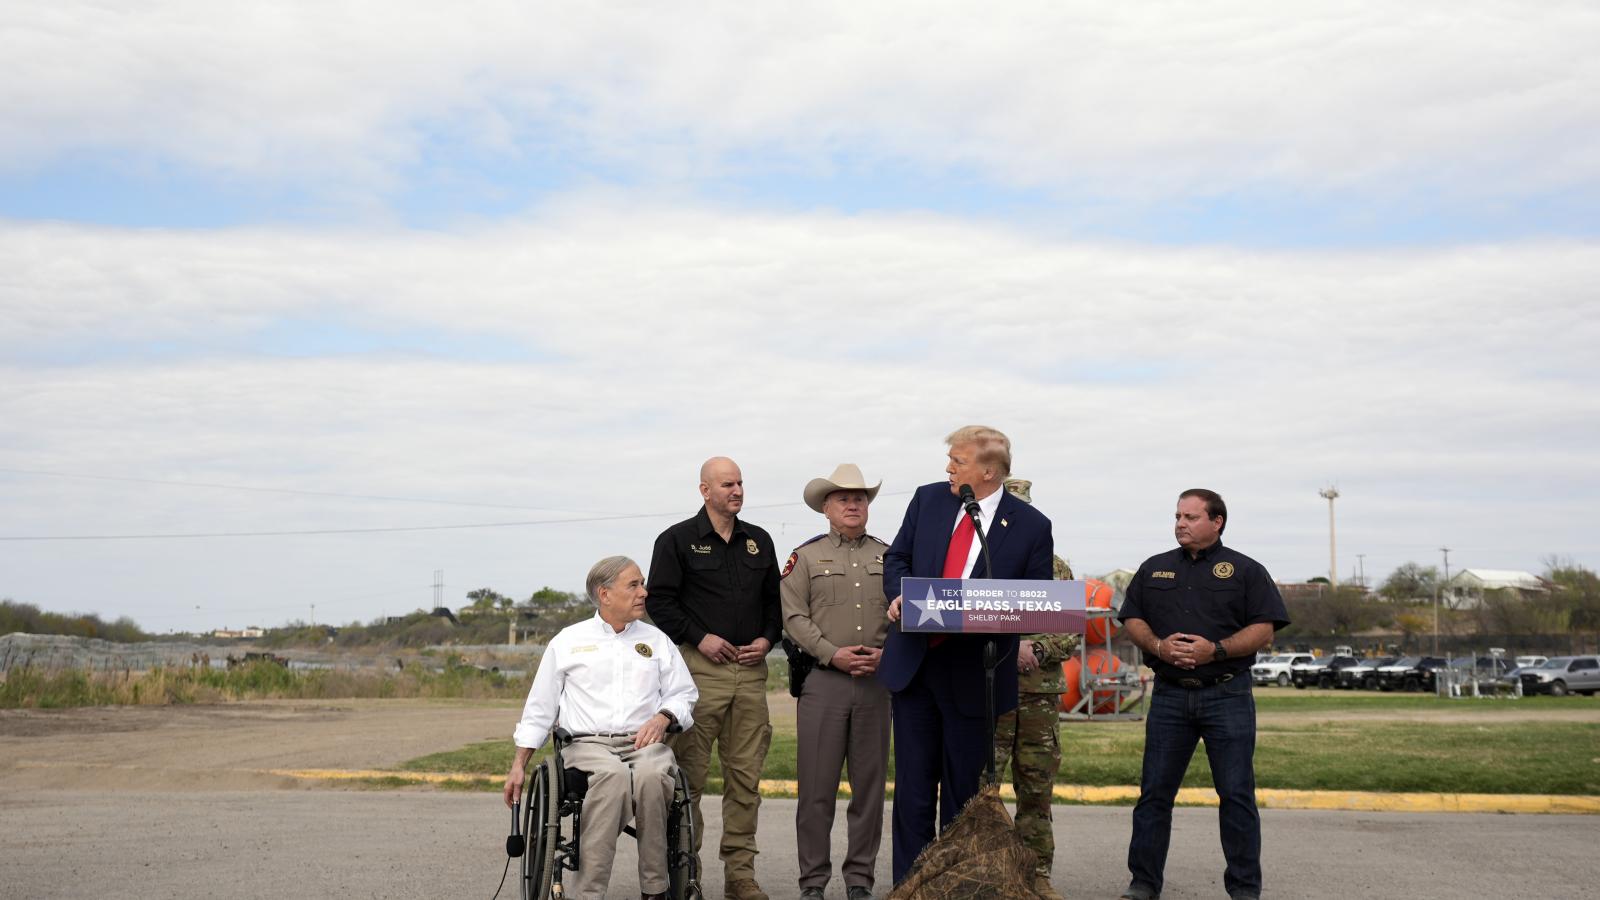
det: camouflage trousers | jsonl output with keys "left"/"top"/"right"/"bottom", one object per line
{"left": 992, "top": 691, "right": 1063, "bottom": 877}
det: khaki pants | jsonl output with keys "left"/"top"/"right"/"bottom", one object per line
{"left": 671, "top": 645, "right": 773, "bottom": 884}
{"left": 561, "top": 736, "right": 677, "bottom": 900}
{"left": 795, "top": 666, "right": 890, "bottom": 892}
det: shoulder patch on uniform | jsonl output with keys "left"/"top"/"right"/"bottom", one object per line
{"left": 781, "top": 551, "right": 799, "bottom": 579}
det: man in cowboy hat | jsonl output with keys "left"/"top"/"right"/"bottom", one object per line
{"left": 780, "top": 464, "right": 892, "bottom": 900}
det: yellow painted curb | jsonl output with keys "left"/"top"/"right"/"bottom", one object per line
{"left": 260, "top": 768, "right": 1600, "bottom": 815}
{"left": 268, "top": 768, "right": 492, "bottom": 784}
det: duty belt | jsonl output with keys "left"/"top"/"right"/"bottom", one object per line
{"left": 1159, "top": 672, "right": 1237, "bottom": 689}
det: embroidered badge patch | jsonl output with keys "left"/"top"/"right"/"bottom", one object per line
{"left": 781, "top": 551, "right": 798, "bottom": 578}
{"left": 635, "top": 643, "right": 653, "bottom": 658}
{"left": 746, "top": 538, "right": 759, "bottom": 555}
{"left": 1213, "top": 562, "right": 1235, "bottom": 579}
{"left": 1152, "top": 571, "right": 1177, "bottom": 579}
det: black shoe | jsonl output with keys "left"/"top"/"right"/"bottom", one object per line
{"left": 799, "top": 888, "right": 824, "bottom": 900}
{"left": 847, "top": 887, "right": 874, "bottom": 900}
{"left": 1119, "top": 885, "right": 1160, "bottom": 900}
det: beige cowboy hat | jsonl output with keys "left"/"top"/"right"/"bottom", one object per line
{"left": 803, "top": 463, "right": 882, "bottom": 514}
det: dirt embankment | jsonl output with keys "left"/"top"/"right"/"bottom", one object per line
{"left": 0, "top": 698, "right": 518, "bottom": 791}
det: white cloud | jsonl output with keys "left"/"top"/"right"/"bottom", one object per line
{"left": 2, "top": 206, "right": 1597, "bottom": 628}
{"left": 3, "top": 2, "right": 1596, "bottom": 201}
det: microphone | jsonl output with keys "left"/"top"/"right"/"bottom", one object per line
{"left": 957, "top": 483, "right": 993, "bottom": 580}
{"left": 506, "top": 800, "right": 525, "bottom": 857}
{"left": 958, "top": 483, "right": 983, "bottom": 520}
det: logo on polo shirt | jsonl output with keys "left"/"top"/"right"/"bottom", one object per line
{"left": 746, "top": 538, "right": 759, "bottom": 555}
{"left": 635, "top": 643, "right": 653, "bottom": 658}
{"left": 1213, "top": 562, "right": 1235, "bottom": 579}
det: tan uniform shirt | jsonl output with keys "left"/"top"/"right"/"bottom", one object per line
{"left": 780, "top": 529, "right": 890, "bottom": 666}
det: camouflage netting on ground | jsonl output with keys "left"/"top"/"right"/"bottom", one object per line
{"left": 888, "top": 784, "right": 1044, "bottom": 900}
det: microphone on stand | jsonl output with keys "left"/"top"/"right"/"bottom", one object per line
{"left": 957, "top": 484, "right": 993, "bottom": 579}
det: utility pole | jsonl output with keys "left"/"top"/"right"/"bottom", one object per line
{"left": 310, "top": 603, "right": 315, "bottom": 626}
{"left": 1433, "top": 547, "right": 1450, "bottom": 656}
{"left": 1356, "top": 553, "right": 1367, "bottom": 589}
{"left": 1318, "top": 486, "right": 1340, "bottom": 590}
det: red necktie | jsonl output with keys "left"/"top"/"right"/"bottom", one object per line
{"left": 929, "top": 515, "right": 977, "bottom": 647}
{"left": 942, "top": 515, "right": 976, "bottom": 578}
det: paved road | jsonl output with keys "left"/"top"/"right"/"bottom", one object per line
{"left": 1, "top": 789, "right": 1592, "bottom": 899}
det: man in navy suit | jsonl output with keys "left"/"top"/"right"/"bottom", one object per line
{"left": 879, "top": 425, "right": 1055, "bottom": 884}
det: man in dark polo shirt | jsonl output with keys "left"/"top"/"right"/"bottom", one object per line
{"left": 1116, "top": 489, "right": 1289, "bottom": 900}
{"left": 647, "top": 456, "right": 782, "bottom": 900}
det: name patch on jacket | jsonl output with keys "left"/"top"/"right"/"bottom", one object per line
{"left": 1152, "top": 571, "right": 1176, "bottom": 579}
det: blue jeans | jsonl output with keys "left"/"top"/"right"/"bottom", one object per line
{"left": 1126, "top": 677, "right": 1261, "bottom": 897}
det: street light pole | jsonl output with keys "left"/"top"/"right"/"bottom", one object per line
{"left": 1319, "top": 487, "right": 1340, "bottom": 590}
{"left": 1433, "top": 547, "right": 1450, "bottom": 657}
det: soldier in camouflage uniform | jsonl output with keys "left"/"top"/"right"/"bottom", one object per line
{"left": 993, "top": 477, "right": 1081, "bottom": 900}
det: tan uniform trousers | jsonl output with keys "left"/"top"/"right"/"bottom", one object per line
{"left": 670, "top": 646, "right": 773, "bottom": 884}
{"left": 795, "top": 666, "right": 891, "bottom": 892}
{"left": 560, "top": 736, "right": 677, "bottom": 900}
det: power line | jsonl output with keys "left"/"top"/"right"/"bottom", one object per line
{"left": 0, "top": 466, "right": 591, "bottom": 514}
{"left": 0, "top": 492, "right": 917, "bottom": 541}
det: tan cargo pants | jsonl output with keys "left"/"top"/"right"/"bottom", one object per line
{"left": 670, "top": 645, "right": 773, "bottom": 885}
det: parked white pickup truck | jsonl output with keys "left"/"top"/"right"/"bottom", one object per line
{"left": 1251, "top": 652, "right": 1316, "bottom": 686}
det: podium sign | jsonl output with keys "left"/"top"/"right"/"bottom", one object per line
{"left": 900, "top": 578, "right": 1087, "bottom": 635}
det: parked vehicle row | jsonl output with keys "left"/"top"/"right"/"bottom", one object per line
{"left": 1246, "top": 650, "right": 1598, "bottom": 696}
{"left": 1519, "top": 656, "right": 1600, "bottom": 696}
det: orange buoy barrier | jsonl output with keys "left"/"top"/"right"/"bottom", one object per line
{"left": 1083, "top": 578, "right": 1118, "bottom": 644}
{"left": 1060, "top": 648, "right": 1125, "bottom": 714}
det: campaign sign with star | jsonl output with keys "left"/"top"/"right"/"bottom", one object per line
{"left": 900, "top": 578, "right": 1088, "bottom": 635}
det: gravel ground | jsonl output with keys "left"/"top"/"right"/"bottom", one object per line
{"left": 1, "top": 790, "right": 1595, "bottom": 899}
{"left": 2, "top": 698, "right": 1595, "bottom": 899}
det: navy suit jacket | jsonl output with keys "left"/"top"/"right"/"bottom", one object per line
{"left": 877, "top": 481, "right": 1055, "bottom": 718}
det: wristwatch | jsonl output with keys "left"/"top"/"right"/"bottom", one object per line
{"left": 657, "top": 709, "right": 678, "bottom": 728}
{"left": 1212, "top": 642, "right": 1228, "bottom": 663}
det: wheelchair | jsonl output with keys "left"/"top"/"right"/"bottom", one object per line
{"left": 519, "top": 727, "right": 702, "bottom": 900}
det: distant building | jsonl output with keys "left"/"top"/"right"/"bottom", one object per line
{"left": 1443, "top": 569, "right": 1546, "bottom": 609}
{"left": 1277, "top": 582, "right": 1328, "bottom": 603}
{"left": 210, "top": 626, "right": 264, "bottom": 639}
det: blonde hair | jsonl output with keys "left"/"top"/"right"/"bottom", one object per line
{"left": 945, "top": 425, "right": 1012, "bottom": 478}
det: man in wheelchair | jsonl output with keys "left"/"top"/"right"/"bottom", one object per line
{"left": 504, "top": 555, "right": 700, "bottom": 900}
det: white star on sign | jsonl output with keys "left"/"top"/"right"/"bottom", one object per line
{"left": 916, "top": 585, "right": 946, "bottom": 628}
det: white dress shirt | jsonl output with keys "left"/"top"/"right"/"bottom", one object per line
{"left": 949, "top": 487, "right": 1004, "bottom": 578}
{"left": 513, "top": 613, "right": 698, "bottom": 749}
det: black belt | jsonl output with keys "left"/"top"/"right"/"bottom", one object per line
{"left": 1158, "top": 672, "right": 1237, "bottom": 689}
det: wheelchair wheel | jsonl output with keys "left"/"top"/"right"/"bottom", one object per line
{"left": 665, "top": 767, "right": 701, "bottom": 900}
{"left": 521, "top": 760, "right": 560, "bottom": 900}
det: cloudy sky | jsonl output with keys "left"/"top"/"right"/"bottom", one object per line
{"left": 3, "top": 2, "right": 1597, "bottom": 633}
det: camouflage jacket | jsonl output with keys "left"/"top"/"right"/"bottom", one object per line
{"left": 1019, "top": 553, "right": 1080, "bottom": 694}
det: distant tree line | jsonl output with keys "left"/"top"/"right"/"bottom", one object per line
{"left": 1279, "top": 558, "right": 1600, "bottom": 644}
{"left": 258, "top": 584, "right": 594, "bottom": 650}
{"left": 1, "top": 599, "right": 153, "bottom": 643}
